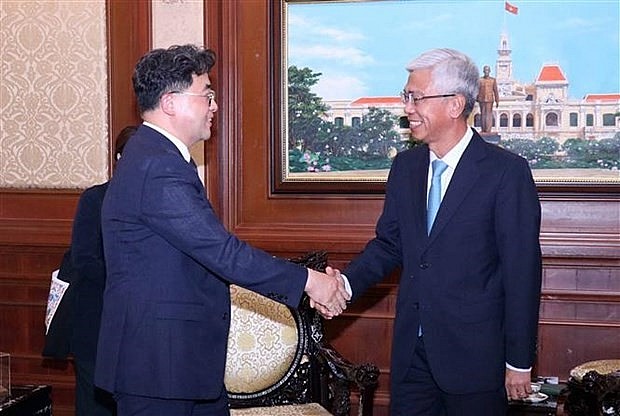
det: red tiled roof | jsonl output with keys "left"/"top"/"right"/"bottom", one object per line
{"left": 537, "top": 65, "right": 567, "bottom": 82}
{"left": 584, "top": 93, "right": 620, "bottom": 102}
{"left": 351, "top": 97, "right": 401, "bottom": 106}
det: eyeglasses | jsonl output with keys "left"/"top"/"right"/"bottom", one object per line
{"left": 400, "top": 91, "right": 456, "bottom": 105}
{"left": 170, "top": 90, "right": 216, "bottom": 106}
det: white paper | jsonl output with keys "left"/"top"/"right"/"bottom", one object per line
{"left": 45, "top": 269, "right": 69, "bottom": 334}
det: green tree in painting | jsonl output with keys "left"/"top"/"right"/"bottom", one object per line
{"left": 562, "top": 135, "right": 620, "bottom": 169}
{"left": 287, "top": 66, "right": 329, "bottom": 150}
{"left": 500, "top": 136, "right": 561, "bottom": 168}
{"left": 287, "top": 66, "right": 407, "bottom": 172}
{"left": 355, "top": 107, "right": 404, "bottom": 159}
{"left": 501, "top": 135, "right": 620, "bottom": 170}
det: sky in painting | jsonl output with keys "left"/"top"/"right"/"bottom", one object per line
{"left": 287, "top": 0, "right": 620, "bottom": 101}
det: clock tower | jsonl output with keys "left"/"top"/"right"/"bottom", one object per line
{"left": 495, "top": 32, "right": 513, "bottom": 97}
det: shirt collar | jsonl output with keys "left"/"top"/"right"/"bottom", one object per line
{"left": 142, "top": 121, "right": 192, "bottom": 163}
{"left": 429, "top": 127, "right": 473, "bottom": 168}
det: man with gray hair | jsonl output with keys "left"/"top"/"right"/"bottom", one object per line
{"left": 336, "top": 48, "right": 542, "bottom": 415}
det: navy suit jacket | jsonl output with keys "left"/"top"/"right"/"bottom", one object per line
{"left": 43, "top": 184, "right": 108, "bottom": 361}
{"left": 70, "top": 182, "right": 108, "bottom": 362}
{"left": 95, "top": 125, "right": 307, "bottom": 399}
{"left": 344, "top": 129, "right": 542, "bottom": 394}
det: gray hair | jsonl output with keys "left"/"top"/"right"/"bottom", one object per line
{"left": 405, "top": 48, "right": 479, "bottom": 118}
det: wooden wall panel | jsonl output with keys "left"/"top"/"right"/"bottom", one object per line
{"left": 212, "top": 2, "right": 619, "bottom": 415}
{"left": 537, "top": 324, "right": 620, "bottom": 379}
{"left": 536, "top": 255, "right": 620, "bottom": 381}
{"left": 0, "top": 2, "right": 617, "bottom": 416}
{"left": 0, "top": 240, "right": 73, "bottom": 415}
{"left": 106, "top": 0, "right": 151, "bottom": 171}
{"left": 0, "top": 2, "right": 150, "bottom": 415}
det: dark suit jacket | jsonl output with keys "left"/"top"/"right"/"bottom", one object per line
{"left": 95, "top": 125, "right": 307, "bottom": 400}
{"left": 70, "top": 182, "right": 108, "bottom": 363}
{"left": 344, "top": 129, "right": 542, "bottom": 394}
{"left": 42, "top": 185, "right": 108, "bottom": 361}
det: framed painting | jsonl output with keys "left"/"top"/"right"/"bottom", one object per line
{"left": 274, "top": 0, "right": 619, "bottom": 194}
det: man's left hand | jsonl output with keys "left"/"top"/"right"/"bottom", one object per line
{"left": 505, "top": 368, "right": 532, "bottom": 400}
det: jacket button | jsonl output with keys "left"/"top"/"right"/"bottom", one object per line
{"left": 222, "top": 313, "right": 228, "bottom": 320}
{"left": 419, "top": 263, "right": 429, "bottom": 269}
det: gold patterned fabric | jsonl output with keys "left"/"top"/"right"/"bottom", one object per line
{"left": 225, "top": 285, "right": 299, "bottom": 393}
{"left": 570, "top": 359, "right": 620, "bottom": 381}
{"left": 230, "top": 403, "right": 332, "bottom": 416}
{"left": 1, "top": 1, "right": 109, "bottom": 188}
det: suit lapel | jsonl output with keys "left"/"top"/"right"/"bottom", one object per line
{"left": 426, "top": 132, "right": 487, "bottom": 244}
{"left": 414, "top": 152, "right": 430, "bottom": 238}
{"left": 400, "top": 148, "right": 431, "bottom": 246}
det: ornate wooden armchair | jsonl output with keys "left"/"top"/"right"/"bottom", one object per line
{"left": 225, "top": 251, "right": 379, "bottom": 416}
{"left": 559, "top": 359, "right": 620, "bottom": 416}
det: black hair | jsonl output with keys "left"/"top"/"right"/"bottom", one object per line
{"left": 132, "top": 44, "right": 216, "bottom": 113}
{"left": 114, "top": 125, "right": 138, "bottom": 159}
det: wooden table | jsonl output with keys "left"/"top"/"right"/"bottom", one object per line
{"left": 508, "top": 383, "right": 566, "bottom": 416}
{"left": 509, "top": 398, "right": 558, "bottom": 416}
{"left": 0, "top": 385, "right": 51, "bottom": 416}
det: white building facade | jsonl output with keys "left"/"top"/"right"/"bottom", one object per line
{"left": 324, "top": 33, "right": 619, "bottom": 144}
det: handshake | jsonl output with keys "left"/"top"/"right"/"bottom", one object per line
{"left": 304, "top": 266, "right": 351, "bottom": 319}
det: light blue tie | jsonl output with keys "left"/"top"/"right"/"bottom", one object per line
{"left": 427, "top": 159, "right": 448, "bottom": 235}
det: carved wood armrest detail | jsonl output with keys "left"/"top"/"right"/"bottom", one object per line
{"left": 317, "top": 343, "right": 379, "bottom": 416}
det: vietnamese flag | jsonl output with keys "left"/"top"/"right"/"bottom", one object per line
{"left": 505, "top": 1, "right": 518, "bottom": 15}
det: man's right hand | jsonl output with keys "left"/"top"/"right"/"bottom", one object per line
{"left": 305, "top": 268, "right": 350, "bottom": 318}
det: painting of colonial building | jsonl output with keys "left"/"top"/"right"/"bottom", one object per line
{"left": 323, "top": 33, "right": 619, "bottom": 145}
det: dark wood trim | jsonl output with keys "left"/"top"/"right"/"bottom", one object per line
{"left": 106, "top": 0, "right": 151, "bottom": 175}
{"left": 203, "top": 0, "right": 226, "bottom": 223}
{"left": 537, "top": 185, "right": 620, "bottom": 196}
{"left": 541, "top": 291, "right": 620, "bottom": 303}
{"left": 539, "top": 320, "right": 620, "bottom": 328}
{"left": 269, "top": 0, "right": 386, "bottom": 195}
{"left": 0, "top": 5, "right": 152, "bottom": 415}
{"left": 0, "top": 189, "right": 80, "bottom": 246}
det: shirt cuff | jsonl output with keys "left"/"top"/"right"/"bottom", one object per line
{"left": 506, "top": 363, "right": 531, "bottom": 372}
{"left": 341, "top": 273, "right": 353, "bottom": 298}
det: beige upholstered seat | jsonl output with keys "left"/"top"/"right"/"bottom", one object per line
{"left": 225, "top": 251, "right": 379, "bottom": 416}
{"left": 225, "top": 284, "right": 304, "bottom": 396}
{"left": 231, "top": 402, "right": 331, "bottom": 416}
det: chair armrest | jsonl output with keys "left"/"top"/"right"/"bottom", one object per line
{"left": 316, "top": 342, "right": 379, "bottom": 416}
{"left": 562, "top": 371, "right": 620, "bottom": 416}
{"left": 290, "top": 250, "right": 380, "bottom": 415}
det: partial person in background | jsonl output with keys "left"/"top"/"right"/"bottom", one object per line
{"left": 95, "top": 44, "right": 348, "bottom": 416}
{"left": 70, "top": 125, "right": 137, "bottom": 416}
{"left": 334, "top": 48, "right": 542, "bottom": 416}
{"left": 477, "top": 64, "right": 500, "bottom": 133}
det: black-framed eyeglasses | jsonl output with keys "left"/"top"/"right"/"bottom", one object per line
{"left": 170, "top": 90, "right": 216, "bottom": 106}
{"left": 400, "top": 91, "right": 456, "bottom": 105}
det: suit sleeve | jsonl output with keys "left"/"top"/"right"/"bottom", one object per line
{"left": 495, "top": 157, "right": 542, "bottom": 368}
{"left": 344, "top": 155, "right": 404, "bottom": 301}
{"left": 139, "top": 156, "right": 307, "bottom": 307}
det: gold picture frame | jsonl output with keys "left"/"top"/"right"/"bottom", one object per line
{"left": 274, "top": 0, "right": 619, "bottom": 194}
